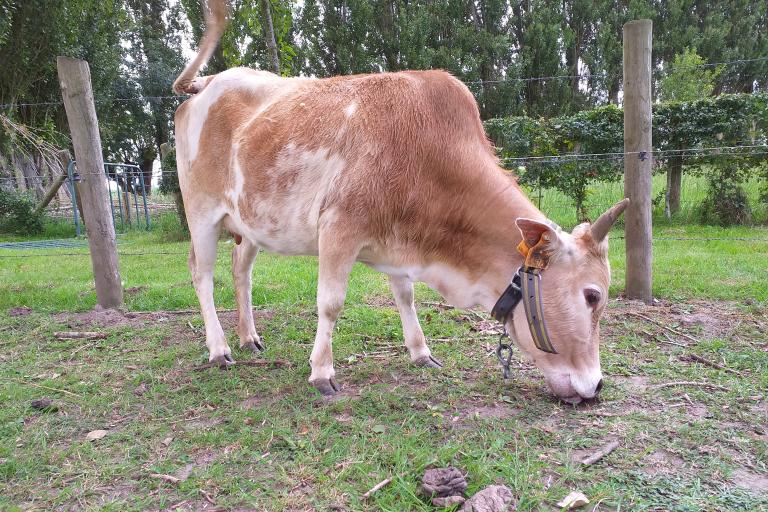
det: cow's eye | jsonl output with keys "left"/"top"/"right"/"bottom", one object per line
{"left": 584, "top": 288, "right": 601, "bottom": 308}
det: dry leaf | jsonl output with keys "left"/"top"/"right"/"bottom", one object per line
{"left": 556, "top": 491, "right": 589, "bottom": 509}
{"left": 85, "top": 429, "right": 108, "bottom": 441}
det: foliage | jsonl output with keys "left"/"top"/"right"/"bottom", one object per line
{"left": 659, "top": 48, "right": 722, "bottom": 102}
{"left": 486, "top": 105, "right": 625, "bottom": 220}
{"left": 486, "top": 93, "right": 768, "bottom": 224}
{"left": 158, "top": 147, "right": 178, "bottom": 196}
{"left": 0, "top": 188, "right": 43, "bottom": 234}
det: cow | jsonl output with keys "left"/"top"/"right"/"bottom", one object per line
{"left": 172, "top": 0, "right": 628, "bottom": 404}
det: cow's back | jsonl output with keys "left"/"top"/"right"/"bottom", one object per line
{"left": 176, "top": 69, "right": 502, "bottom": 259}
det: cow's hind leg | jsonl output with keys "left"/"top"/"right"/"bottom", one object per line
{"left": 308, "top": 228, "right": 359, "bottom": 396}
{"left": 232, "top": 239, "right": 264, "bottom": 352}
{"left": 389, "top": 276, "right": 443, "bottom": 368}
{"left": 188, "top": 220, "right": 233, "bottom": 366}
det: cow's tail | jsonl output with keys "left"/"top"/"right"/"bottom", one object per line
{"left": 172, "top": 0, "right": 230, "bottom": 95}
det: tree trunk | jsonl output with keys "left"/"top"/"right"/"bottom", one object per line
{"left": 665, "top": 155, "right": 682, "bottom": 217}
{"left": 261, "top": 0, "right": 280, "bottom": 75}
{"left": 173, "top": 191, "right": 188, "bottom": 233}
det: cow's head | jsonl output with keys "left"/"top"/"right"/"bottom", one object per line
{"left": 507, "top": 199, "right": 629, "bottom": 404}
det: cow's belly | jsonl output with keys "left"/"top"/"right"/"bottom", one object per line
{"left": 224, "top": 201, "right": 320, "bottom": 255}
{"left": 223, "top": 143, "right": 347, "bottom": 255}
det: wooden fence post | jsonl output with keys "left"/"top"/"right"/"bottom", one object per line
{"left": 623, "top": 20, "right": 653, "bottom": 303}
{"left": 57, "top": 57, "right": 123, "bottom": 309}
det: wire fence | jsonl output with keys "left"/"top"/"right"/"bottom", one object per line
{"left": 1, "top": 55, "right": 766, "bottom": 259}
{"left": 0, "top": 56, "right": 765, "bottom": 110}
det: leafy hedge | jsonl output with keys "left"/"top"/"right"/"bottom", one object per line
{"left": 485, "top": 93, "right": 768, "bottom": 224}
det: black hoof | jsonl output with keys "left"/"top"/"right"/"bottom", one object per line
{"left": 211, "top": 353, "right": 236, "bottom": 368}
{"left": 311, "top": 377, "right": 340, "bottom": 396}
{"left": 241, "top": 339, "right": 265, "bottom": 352}
{"left": 416, "top": 355, "right": 444, "bottom": 368}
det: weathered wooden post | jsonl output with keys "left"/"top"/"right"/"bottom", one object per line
{"left": 57, "top": 57, "right": 123, "bottom": 309}
{"left": 623, "top": 20, "right": 653, "bottom": 303}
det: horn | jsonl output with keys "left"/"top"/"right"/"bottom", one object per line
{"left": 591, "top": 198, "right": 630, "bottom": 242}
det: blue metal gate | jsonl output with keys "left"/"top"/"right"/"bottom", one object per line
{"left": 67, "top": 161, "right": 151, "bottom": 236}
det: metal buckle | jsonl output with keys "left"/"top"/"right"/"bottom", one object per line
{"left": 495, "top": 330, "right": 514, "bottom": 379}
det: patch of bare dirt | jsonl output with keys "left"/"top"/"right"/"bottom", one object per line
{"left": 364, "top": 294, "right": 395, "bottom": 308}
{"left": 731, "top": 468, "right": 768, "bottom": 493}
{"left": 641, "top": 449, "right": 685, "bottom": 477}
{"left": 8, "top": 306, "right": 32, "bottom": 316}
{"left": 56, "top": 308, "right": 165, "bottom": 329}
{"left": 613, "top": 375, "right": 651, "bottom": 392}
{"left": 606, "top": 299, "right": 767, "bottom": 343}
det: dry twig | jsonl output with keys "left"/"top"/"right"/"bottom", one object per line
{"left": 581, "top": 440, "right": 620, "bottom": 465}
{"left": 362, "top": 477, "right": 393, "bottom": 500}
{"left": 54, "top": 331, "right": 107, "bottom": 340}
{"left": 149, "top": 473, "right": 181, "bottom": 484}
{"left": 684, "top": 354, "right": 742, "bottom": 376}
{"left": 652, "top": 381, "right": 729, "bottom": 391}
{"left": 625, "top": 312, "right": 701, "bottom": 344}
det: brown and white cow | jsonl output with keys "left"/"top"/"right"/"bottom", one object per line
{"left": 172, "top": 0, "right": 628, "bottom": 404}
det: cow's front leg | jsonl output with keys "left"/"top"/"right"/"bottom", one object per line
{"left": 308, "top": 230, "right": 358, "bottom": 396}
{"left": 188, "top": 222, "right": 233, "bottom": 367}
{"left": 232, "top": 239, "right": 264, "bottom": 352}
{"left": 389, "top": 276, "right": 443, "bottom": 368}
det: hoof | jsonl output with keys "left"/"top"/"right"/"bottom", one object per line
{"left": 241, "top": 339, "right": 265, "bottom": 352}
{"left": 415, "top": 355, "right": 444, "bottom": 368}
{"left": 311, "top": 377, "right": 340, "bottom": 396}
{"left": 211, "top": 353, "right": 236, "bottom": 368}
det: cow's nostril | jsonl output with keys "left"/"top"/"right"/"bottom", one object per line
{"left": 595, "top": 378, "right": 604, "bottom": 394}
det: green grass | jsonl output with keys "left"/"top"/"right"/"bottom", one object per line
{"left": 526, "top": 173, "right": 767, "bottom": 229}
{"left": 0, "top": 213, "right": 766, "bottom": 510}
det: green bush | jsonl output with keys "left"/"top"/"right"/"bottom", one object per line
{"left": 0, "top": 188, "right": 43, "bottom": 234}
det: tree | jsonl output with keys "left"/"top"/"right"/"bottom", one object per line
{"left": 658, "top": 48, "right": 722, "bottom": 216}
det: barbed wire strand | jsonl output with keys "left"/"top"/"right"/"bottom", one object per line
{"left": 2, "top": 55, "right": 766, "bottom": 109}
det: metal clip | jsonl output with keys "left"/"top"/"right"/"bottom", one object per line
{"left": 638, "top": 151, "right": 647, "bottom": 161}
{"left": 495, "top": 331, "right": 514, "bottom": 379}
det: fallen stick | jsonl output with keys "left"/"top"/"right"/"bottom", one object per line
{"left": 640, "top": 329, "right": 687, "bottom": 347}
{"left": 581, "top": 440, "right": 620, "bottom": 465}
{"left": 362, "top": 477, "right": 393, "bottom": 500}
{"left": 149, "top": 473, "right": 181, "bottom": 484}
{"left": 624, "top": 312, "right": 701, "bottom": 344}
{"left": 68, "top": 341, "right": 98, "bottom": 361}
{"left": 652, "top": 381, "right": 729, "bottom": 392}
{"left": 684, "top": 354, "right": 742, "bottom": 376}
{"left": 200, "top": 489, "right": 216, "bottom": 505}
{"left": 26, "top": 382, "right": 81, "bottom": 397}
{"left": 54, "top": 331, "right": 107, "bottom": 340}
{"left": 191, "top": 359, "right": 292, "bottom": 371}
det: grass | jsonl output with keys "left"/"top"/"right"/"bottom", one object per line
{"left": 0, "top": 210, "right": 766, "bottom": 510}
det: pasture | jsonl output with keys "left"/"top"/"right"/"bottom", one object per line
{"left": 0, "top": 218, "right": 766, "bottom": 511}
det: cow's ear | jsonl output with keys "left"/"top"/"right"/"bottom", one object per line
{"left": 515, "top": 218, "right": 561, "bottom": 268}
{"left": 515, "top": 218, "right": 560, "bottom": 249}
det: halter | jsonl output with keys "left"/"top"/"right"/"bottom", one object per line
{"left": 490, "top": 229, "right": 558, "bottom": 377}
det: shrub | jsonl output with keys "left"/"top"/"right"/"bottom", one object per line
{"left": 0, "top": 188, "right": 44, "bottom": 234}
{"left": 699, "top": 177, "right": 752, "bottom": 226}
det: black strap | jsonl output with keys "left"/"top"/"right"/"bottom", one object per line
{"left": 491, "top": 272, "right": 522, "bottom": 324}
